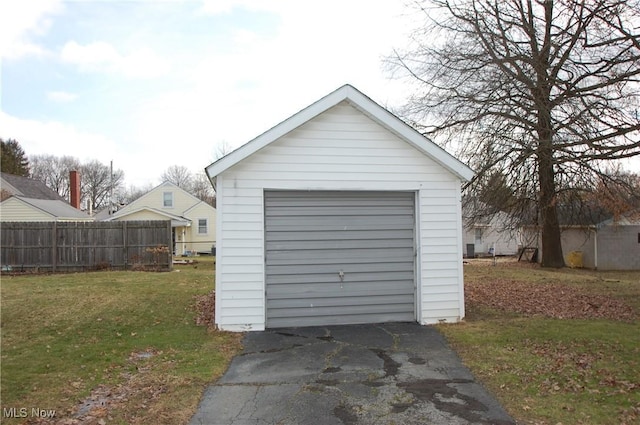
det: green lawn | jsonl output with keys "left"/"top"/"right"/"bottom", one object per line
{"left": 1, "top": 257, "right": 242, "bottom": 425}
{"left": 438, "top": 262, "right": 640, "bottom": 425}
{"left": 2, "top": 258, "right": 638, "bottom": 424}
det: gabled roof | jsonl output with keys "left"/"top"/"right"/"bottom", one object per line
{"left": 183, "top": 200, "right": 216, "bottom": 215}
{"left": 110, "top": 181, "right": 205, "bottom": 216}
{"left": 4, "top": 196, "right": 92, "bottom": 220}
{"left": 0, "top": 172, "right": 66, "bottom": 201}
{"left": 103, "top": 206, "right": 190, "bottom": 226}
{"left": 205, "top": 84, "right": 474, "bottom": 182}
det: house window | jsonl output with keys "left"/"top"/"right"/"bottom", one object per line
{"left": 163, "top": 192, "right": 173, "bottom": 208}
{"left": 475, "top": 228, "right": 483, "bottom": 242}
{"left": 198, "top": 219, "right": 208, "bottom": 234}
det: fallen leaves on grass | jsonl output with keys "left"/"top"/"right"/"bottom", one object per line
{"left": 23, "top": 349, "right": 166, "bottom": 425}
{"left": 466, "top": 278, "right": 637, "bottom": 322}
{"left": 193, "top": 290, "right": 215, "bottom": 328}
{"left": 526, "top": 340, "right": 639, "bottom": 396}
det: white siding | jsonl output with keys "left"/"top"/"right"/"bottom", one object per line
{"left": 418, "top": 184, "right": 465, "bottom": 324}
{"left": 215, "top": 102, "right": 465, "bottom": 331}
{"left": 0, "top": 198, "right": 54, "bottom": 221}
{"left": 598, "top": 225, "right": 640, "bottom": 270}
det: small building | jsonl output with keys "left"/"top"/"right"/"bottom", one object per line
{"left": 101, "top": 181, "right": 216, "bottom": 256}
{"left": 0, "top": 172, "right": 91, "bottom": 221}
{"left": 521, "top": 211, "right": 640, "bottom": 270}
{"left": 205, "top": 84, "right": 474, "bottom": 331}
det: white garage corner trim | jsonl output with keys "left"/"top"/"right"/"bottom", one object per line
{"left": 206, "top": 84, "right": 474, "bottom": 331}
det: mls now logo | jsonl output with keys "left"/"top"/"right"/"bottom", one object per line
{"left": 3, "top": 407, "right": 56, "bottom": 419}
{"left": 3, "top": 408, "right": 27, "bottom": 418}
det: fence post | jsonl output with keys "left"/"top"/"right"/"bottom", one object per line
{"left": 52, "top": 221, "right": 57, "bottom": 273}
{"left": 123, "top": 221, "right": 128, "bottom": 270}
{"left": 167, "top": 220, "right": 172, "bottom": 270}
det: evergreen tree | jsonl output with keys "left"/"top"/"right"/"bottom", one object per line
{"left": 0, "top": 138, "right": 30, "bottom": 176}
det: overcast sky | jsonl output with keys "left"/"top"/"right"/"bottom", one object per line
{"left": 1, "top": 0, "right": 638, "bottom": 189}
{"left": 0, "top": 0, "right": 418, "bottom": 188}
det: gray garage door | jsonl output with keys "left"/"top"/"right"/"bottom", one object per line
{"left": 265, "top": 190, "right": 416, "bottom": 328}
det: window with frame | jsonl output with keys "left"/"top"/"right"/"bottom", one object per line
{"left": 198, "top": 218, "right": 208, "bottom": 234}
{"left": 163, "top": 192, "right": 173, "bottom": 208}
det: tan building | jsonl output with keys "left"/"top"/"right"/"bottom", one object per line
{"left": 101, "top": 181, "right": 216, "bottom": 256}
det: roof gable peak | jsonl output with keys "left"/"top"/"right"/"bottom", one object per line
{"left": 205, "top": 84, "right": 473, "bottom": 182}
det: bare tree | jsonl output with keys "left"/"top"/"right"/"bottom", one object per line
{"left": 161, "top": 165, "right": 193, "bottom": 190}
{"left": 389, "top": 0, "right": 640, "bottom": 267}
{"left": 120, "top": 183, "right": 154, "bottom": 204}
{"left": 81, "top": 160, "right": 124, "bottom": 211}
{"left": 214, "top": 140, "right": 234, "bottom": 160}
{"left": 30, "top": 154, "right": 81, "bottom": 200}
{"left": 192, "top": 172, "right": 216, "bottom": 206}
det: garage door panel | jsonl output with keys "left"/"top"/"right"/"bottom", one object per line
{"left": 268, "top": 294, "right": 415, "bottom": 309}
{"left": 265, "top": 270, "right": 416, "bottom": 284}
{"left": 265, "top": 190, "right": 416, "bottom": 328}
{"left": 268, "top": 312, "right": 415, "bottom": 328}
{"left": 266, "top": 216, "right": 414, "bottom": 229}
{"left": 267, "top": 238, "right": 414, "bottom": 250}
{"left": 266, "top": 260, "right": 414, "bottom": 276}
{"left": 267, "top": 261, "right": 415, "bottom": 276}
{"left": 266, "top": 206, "right": 414, "bottom": 217}
{"left": 267, "top": 229, "right": 415, "bottom": 242}
{"left": 268, "top": 302, "right": 415, "bottom": 318}
{"left": 268, "top": 280, "right": 415, "bottom": 296}
{"left": 267, "top": 247, "right": 414, "bottom": 262}
{"left": 266, "top": 194, "right": 415, "bottom": 207}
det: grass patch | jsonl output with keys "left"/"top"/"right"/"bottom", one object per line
{"left": 1, "top": 257, "right": 243, "bottom": 424}
{"left": 438, "top": 262, "right": 640, "bottom": 425}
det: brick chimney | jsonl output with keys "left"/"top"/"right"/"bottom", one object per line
{"left": 70, "top": 170, "right": 81, "bottom": 209}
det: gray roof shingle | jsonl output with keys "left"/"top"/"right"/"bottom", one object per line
{"left": 0, "top": 172, "right": 66, "bottom": 201}
{"left": 12, "top": 196, "right": 91, "bottom": 219}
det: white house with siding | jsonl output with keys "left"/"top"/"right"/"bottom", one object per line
{"left": 101, "top": 182, "right": 216, "bottom": 256}
{"left": 462, "top": 210, "right": 520, "bottom": 257}
{"left": 205, "top": 84, "right": 474, "bottom": 331}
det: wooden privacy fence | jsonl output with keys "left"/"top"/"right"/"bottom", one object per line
{"left": 1, "top": 220, "right": 172, "bottom": 272}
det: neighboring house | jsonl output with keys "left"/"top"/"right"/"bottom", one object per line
{"left": 521, "top": 210, "right": 640, "bottom": 270}
{"left": 101, "top": 181, "right": 216, "bottom": 256}
{"left": 0, "top": 172, "right": 91, "bottom": 221}
{"left": 0, "top": 196, "right": 93, "bottom": 221}
{"left": 1, "top": 172, "right": 66, "bottom": 201}
{"left": 461, "top": 200, "right": 519, "bottom": 257}
{"left": 205, "top": 84, "right": 474, "bottom": 332}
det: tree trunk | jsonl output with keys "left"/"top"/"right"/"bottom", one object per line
{"left": 538, "top": 151, "right": 565, "bottom": 267}
{"left": 537, "top": 112, "right": 565, "bottom": 268}
{"left": 537, "top": 0, "right": 564, "bottom": 268}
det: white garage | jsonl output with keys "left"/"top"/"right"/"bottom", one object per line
{"left": 205, "top": 85, "right": 473, "bottom": 331}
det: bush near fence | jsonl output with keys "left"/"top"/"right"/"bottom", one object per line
{"left": 1, "top": 220, "right": 172, "bottom": 273}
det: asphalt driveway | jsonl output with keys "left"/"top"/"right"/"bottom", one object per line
{"left": 190, "top": 322, "right": 515, "bottom": 425}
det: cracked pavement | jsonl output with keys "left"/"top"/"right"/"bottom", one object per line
{"left": 189, "top": 323, "right": 515, "bottom": 425}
